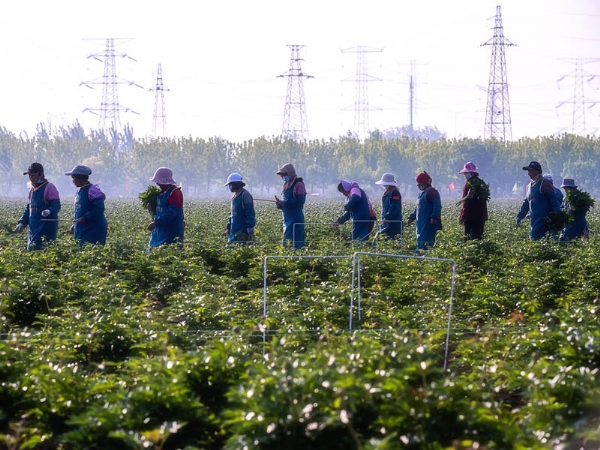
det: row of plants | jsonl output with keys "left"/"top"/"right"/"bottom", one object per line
{"left": 1, "top": 198, "right": 600, "bottom": 448}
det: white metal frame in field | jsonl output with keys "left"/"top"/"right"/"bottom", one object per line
{"left": 262, "top": 252, "right": 457, "bottom": 369}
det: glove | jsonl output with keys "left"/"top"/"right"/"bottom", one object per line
{"left": 41, "top": 209, "right": 51, "bottom": 217}
{"left": 14, "top": 223, "right": 25, "bottom": 233}
{"left": 516, "top": 218, "right": 521, "bottom": 227}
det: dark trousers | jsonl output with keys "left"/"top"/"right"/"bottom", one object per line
{"left": 463, "top": 220, "right": 485, "bottom": 240}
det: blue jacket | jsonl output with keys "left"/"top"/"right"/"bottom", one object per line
{"left": 149, "top": 186, "right": 184, "bottom": 247}
{"left": 408, "top": 186, "right": 441, "bottom": 250}
{"left": 19, "top": 181, "right": 61, "bottom": 251}
{"left": 280, "top": 179, "right": 306, "bottom": 249}
{"left": 73, "top": 184, "right": 108, "bottom": 246}
{"left": 517, "top": 177, "right": 561, "bottom": 240}
{"left": 379, "top": 187, "right": 403, "bottom": 239}
{"left": 560, "top": 195, "right": 588, "bottom": 241}
{"left": 337, "top": 186, "right": 375, "bottom": 241}
{"left": 227, "top": 189, "right": 256, "bottom": 244}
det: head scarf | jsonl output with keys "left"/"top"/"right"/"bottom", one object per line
{"left": 278, "top": 163, "right": 298, "bottom": 190}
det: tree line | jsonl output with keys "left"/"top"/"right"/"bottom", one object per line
{"left": 1, "top": 122, "right": 598, "bottom": 199}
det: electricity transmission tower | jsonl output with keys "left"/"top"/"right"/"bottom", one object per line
{"left": 341, "top": 46, "right": 383, "bottom": 140}
{"left": 149, "top": 63, "right": 170, "bottom": 137}
{"left": 408, "top": 60, "right": 417, "bottom": 131}
{"left": 481, "top": 6, "right": 515, "bottom": 141}
{"left": 80, "top": 38, "right": 143, "bottom": 130}
{"left": 278, "top": 45, "right": 313, "bottom": 141}
{"left": 557, "top": 58, "right": 600, "bottom": 135}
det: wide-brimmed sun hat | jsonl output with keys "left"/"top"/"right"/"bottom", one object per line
{"left": 375, "top": 173, "right": 398, "bottom": 187}
{"left": 224, "top": 173, "right": 245, "bottom": 186}
{"left": 459, "top": 162, "right": 478, "bottom": 174}
{"left": 150, "top": 167, "right": 176, "bottom": 185}
{"left": 560, "top": 178, "right": 577, "bottom": 188}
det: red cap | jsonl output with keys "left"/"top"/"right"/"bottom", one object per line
{"left": 416, "top": 171, "right": 432, "bottom": 184}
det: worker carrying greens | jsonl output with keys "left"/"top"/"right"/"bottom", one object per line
{"left": 146, "top": 167, "right": 185, "bottom": 248}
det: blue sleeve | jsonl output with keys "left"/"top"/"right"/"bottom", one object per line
{"left": 408, "top": 209, "right": 416, "bottom": 222}
{"left": 83, "top": 198, "right": 105, "bottom": 222}
{"left": 384, "top": 190, "right": 401, "bottom": 220}
{"left": 283, "top": 194, "right": 306, "bottom": 210}
{"left": 432, "top": 197, "right": 441, "bottom": 221}
{"left": 517, "top": 198, "right": 529, "bottom": 219}
{"left": 243, "top": 191, "right": 256, "bottom": 228}
{"left": 548, "top": 190, "right": 561, "bottom": 212}
{"left": 155, "top": 204, "right": 179, "bottom": 226}
{"left": 19, "top": 203, "right": 30, "bottom": 226}
{"left": 283, "top": 182, "right": 306, "bottom": 209}
{"left": 47, "top": 198, "right": 61, "bottom": 215}
{"left": 344, "top": 194, "right": 361, "bottom": 212}
{"left": 337, "top": 210, "right": 350, "bottom": 224}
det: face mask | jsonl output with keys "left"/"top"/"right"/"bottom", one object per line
{"left": 418, "top": 185, "right": 426, "bottom": 191}
{"left": 229, "top": 185, "right": 236, "bottom": 192}
{"left": 464, "top": 173, "right": 473, "bottom": 180}
{"left": 282, "top": 176, "right": 290, "bottom": 182}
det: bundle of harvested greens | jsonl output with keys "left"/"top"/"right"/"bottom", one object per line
{"left": 458, "top": 177, "right": 491, "bottom": 204}
{"left": 544, "top": 210, "right": 571, "bottom": 232}
{"left": 565, "top": 188, "right": 595, "bottom": 214}
{"left": 139, "top": 185, "right": 161, "bottom": 217}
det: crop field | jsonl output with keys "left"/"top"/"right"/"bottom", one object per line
{"left": 1, "top": 197, "right": 600, "bottom": 449}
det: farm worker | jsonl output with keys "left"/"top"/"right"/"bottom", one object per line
{"left": 275, "top": 163, "right": 307, "bottom": 249}
{"left": 559, "top": 178, "right": 590, "bottom": 241}
{"left": 332, "top": 179, "right": 377, "bottom": 242}
{"left": 457, "top": 162, "right": 489, "bottom": 240}
{"left": 147, "top": 167, "right": 184, "bottom": 248}
{"left": 407, "top": 171, "right": 442, "bottom": 251}
{"left": 224, "top": 173, "right": 256, "bottom": 244}
{"left": 64, "top": 165, "right": 108, "bottom": 246}
{"left": 543, "top": 173, "right": 564, "bottom": 205}
{"left": 14, "top": 162, "right": 61, "bottom": 251}
{"left": 374, "top": 173, "right": 402, "bottom": 240}
{"left": 516, "top": 161, "right": 561, "bottom": 240}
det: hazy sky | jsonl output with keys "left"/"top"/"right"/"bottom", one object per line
{"left": 1, "top": 0, "right": 599, "bottom": 142}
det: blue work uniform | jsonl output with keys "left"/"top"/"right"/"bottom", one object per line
{"left": 379, "top": 187, "right": 403, "bottom": 239}
{"left": 517, "top": 177, "right": 561, "bottom": 240}
{"left": 408, "top": 186, "right": 442, "bottom": 250}
{"left": 227, "top": 189, "right": 256, "bottom": 244}
{"left": 149, "top": 186, "right": 184, "bottom": 248}
{"left": 73, "top": 184, "right": 108, "bottom": 246}
{"left": 281, "top": 179, "right": 306, "bottom": 249}
{"left": 560, "top": 197, "right": 588, "bottom": 241}
{"left": 18, "top": 181, "right": 61, "bottom": 251}
{"left": 337, "top": 188, "right": 375, "bottom": 242}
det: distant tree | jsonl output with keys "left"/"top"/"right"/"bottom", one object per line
{"left": 380, "top": 125, "right": 445, "bottom": 141}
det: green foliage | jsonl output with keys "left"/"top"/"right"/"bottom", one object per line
{"left": 466, "top": 176, "right": 491, "bottom": 202}
{"left": 544, "top": 210, "right": 571, "bottom": 232}
{"left": 138, "top": 185, "right": 161, "bottom": 216}
{"left": 566, "top": 188, "right": 595, "bottom": 214}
